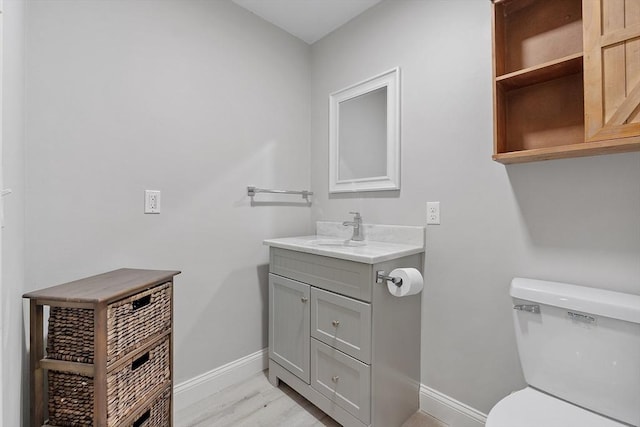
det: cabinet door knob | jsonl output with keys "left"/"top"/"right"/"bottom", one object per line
{"left": 301, "top": 297, "right": 308, "bottom": 303}
{"left": 332, "top": 320, "right": 340, "bottom": 327}
{"left": 331, "top": 375, "right": 340, "bottom": 383}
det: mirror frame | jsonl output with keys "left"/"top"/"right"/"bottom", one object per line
{"left": 329, "top": 67, "right": 400, "bottom": 193}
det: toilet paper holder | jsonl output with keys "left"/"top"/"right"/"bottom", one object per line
{"left": 376, "top": 270, "right": 403, "bottom": 287}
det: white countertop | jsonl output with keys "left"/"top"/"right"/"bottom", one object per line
{"left": 263, "top": 235, "right": 424, "bottom": 264}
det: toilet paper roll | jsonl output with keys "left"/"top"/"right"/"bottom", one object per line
{"left": 387, "top": 268, "right": 424, "bottom": 297}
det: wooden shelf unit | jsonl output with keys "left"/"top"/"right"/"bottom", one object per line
{"left": 492, "top": 0, "right": 640, "bottom": 164}
{"left": 24, "top": 268, "right": 180, "bottom": 427}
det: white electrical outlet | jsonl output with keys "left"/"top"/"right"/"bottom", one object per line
{"left": 427, "top": 201, "right": 440, "bottom": 225}
{"left": 145, "top": 190, "right": 161, "bottom": 214}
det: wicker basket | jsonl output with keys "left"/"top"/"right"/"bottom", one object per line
{"left": 47, "top": 307, "right": 94, "bottom": 363}
{"left": 129, "top": 388, "right": 171, "bottom": 427}
{"left": 47, "top": 338, "right": 170, "bottom": 427}
{"left": 48, "top": 372, "right": 94, "bottom": 426}
{"left": 46, "top": 282, "right": 172, "bottom": 365}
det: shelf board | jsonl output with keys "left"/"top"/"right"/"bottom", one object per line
{"left": 493, "top": 136, "right": 640, "bottom": 164}
{"left": 39, "top": 358, "right": 94, "bottom": 376}
{"left": 496, "top": 53, "right": 583, "bottom": 90}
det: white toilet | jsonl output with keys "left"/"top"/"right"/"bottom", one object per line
{"left": 486, "top": 278, "right": 640, "bottom": 427}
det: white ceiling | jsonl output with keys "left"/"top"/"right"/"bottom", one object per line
{"left": 232, "top": 0, "right": 383, "bottom": 44}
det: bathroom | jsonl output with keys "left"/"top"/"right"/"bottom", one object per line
{"left": 1, "top": 0, "right": 639, "bottom": 426}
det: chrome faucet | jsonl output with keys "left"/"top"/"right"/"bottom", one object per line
{"left": 343, "top": 212, "right": 364, "bottom": 241}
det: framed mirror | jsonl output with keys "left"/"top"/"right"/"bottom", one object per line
{"left": 329, "top": 67, "right": 400, "bottom": 193}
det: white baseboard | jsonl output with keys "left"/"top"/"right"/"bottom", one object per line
{"left": 173, "top": 348, "right": 268, "bottom": 412}
{"left": 420, "top": 384, "right": 487, "bottom": 427}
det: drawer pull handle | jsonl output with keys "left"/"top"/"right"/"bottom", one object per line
{"left": 331, "top": 375, "right": 340, "bottom": 383}
{"left": 332, "top": 320, "right": 340, "bottom": 327}
{"left": 133, "top": 410, "right": 151, "bottom": 427}
{"left": 132, "top": 295, "right": 151, "bottom": 310}
{"left": 301, "top": 297, "right": 308, "bottom": 303}
{"left": 133, "top": 409, "right": 151, "bottom": 427}
{"left": 132, "top": 352, "right": 150, "bottom": 371}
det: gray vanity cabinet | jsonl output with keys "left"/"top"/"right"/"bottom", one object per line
{"left": 268, "top": 247, "right": 422, "bottom": 427}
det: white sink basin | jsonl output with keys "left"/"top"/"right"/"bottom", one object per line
{"left": 309, "top": 239, "right": 367, "bottom": 247}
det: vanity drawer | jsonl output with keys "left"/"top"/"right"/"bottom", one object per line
{"left": 311, "top": 338, "right": 371, "bottom": 424}
{"left": 311, "top": 288, "right": 371, "bottom": 363}
{"left": 270, "top": 248, "right": 372, "bottom": 302}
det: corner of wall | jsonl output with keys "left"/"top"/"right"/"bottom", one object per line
{"left": 1, "top": 0, "right": 27, "bottom": 424}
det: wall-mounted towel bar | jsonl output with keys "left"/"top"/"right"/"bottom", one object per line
{"left": 247, "top": 186, "right": 313, "bottom": 200}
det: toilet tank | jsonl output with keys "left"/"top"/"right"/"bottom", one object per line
{"left": 511, "top": 278, "right": 640, "bottom": 426}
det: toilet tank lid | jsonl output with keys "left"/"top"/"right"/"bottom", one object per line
{"left": 511, "top": 278, "right": 640, "bottom": 324}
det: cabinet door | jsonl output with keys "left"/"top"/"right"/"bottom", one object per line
{"left": 584, "top": 0, "right": 640, "bottom": 142}
{"left": 269, "top": 274, "right": 310, "bottom": 383}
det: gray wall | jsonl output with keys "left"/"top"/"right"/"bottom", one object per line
{"left": 2, "top": 0, "right": 27, "bottom": 424}
{"left": 309, "top": 0, "right": 640, "bottom": 414}
{"left": 23, "top": 0, "right": 312, "bottom": 384}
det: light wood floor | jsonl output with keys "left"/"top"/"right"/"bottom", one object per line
{"left": 175, "top": 371, "right": 448, "bottom": 427}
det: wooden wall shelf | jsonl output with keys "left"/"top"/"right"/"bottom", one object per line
{"left": 493, "top": 137, "right": 640, "bottom": 164}
{"left": 492, "top": 0, "right": 640, "bottom": 164}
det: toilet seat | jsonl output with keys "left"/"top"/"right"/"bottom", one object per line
{"left": 486, "top": 387, "right": 626, "bottom": 427}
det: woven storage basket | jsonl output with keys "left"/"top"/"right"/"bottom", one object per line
{"left": 107, "top": 338, "right": 171, "bottom": 426}
{"left": 48, "top": 372, "right": 94, "bottom": 426}
{"left": 48, "top": 338, "right": 170, "bottom": 427}
{"left": 47, "top": 307, "right": 94, "bottom": 363}
{"left": 107, "top": 282, "right": 172, "bottom": 364}
{"left": 129, "top": 388, "right": 171, "bottom": 427}
{"left": 46, "top": 282, "right": 171, "bottom": 365}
